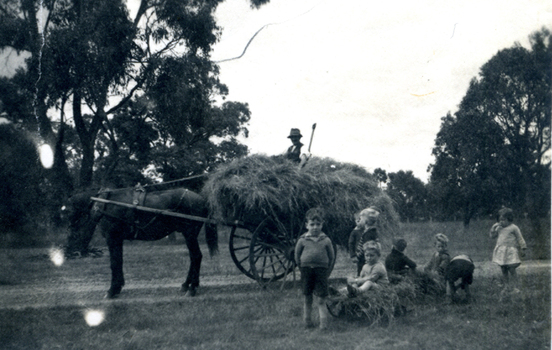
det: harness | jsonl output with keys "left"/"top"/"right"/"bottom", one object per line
{"left": 93, "top": 185, "right": 191, "bottom": 240}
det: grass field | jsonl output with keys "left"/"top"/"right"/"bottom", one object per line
{"left": 0, "top": 219, "right": 550, "bottom": 349}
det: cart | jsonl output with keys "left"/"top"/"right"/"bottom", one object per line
{"left": 89, "top": 176, "right": 335, "bottom": 285}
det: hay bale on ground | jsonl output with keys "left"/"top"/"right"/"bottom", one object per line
{"left": 202, "top": 155, "right": 399, "bottom": 248}
{"left": 326, "top": 274, "right": 446, "bottom": 324}
{"left": 327, "top": 281, "right": 418, "bottom": 324}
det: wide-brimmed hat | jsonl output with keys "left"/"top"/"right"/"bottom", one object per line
{"left": 287, "top": 128, "right": 302, "bottom": 138}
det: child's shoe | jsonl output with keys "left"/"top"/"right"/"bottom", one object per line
{"left": 346, "top": 284, "right": 358, "bottom": 298}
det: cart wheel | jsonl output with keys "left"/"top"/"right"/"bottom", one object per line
{"left": 249, "top": 218, "right": 297, "bottom": 283}
{"left": 228, "top": 226, "right": 256, "bottom": 279}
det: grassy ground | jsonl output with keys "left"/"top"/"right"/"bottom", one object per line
{"left": 0, "top": 219, "right": 549, "bottom": 349}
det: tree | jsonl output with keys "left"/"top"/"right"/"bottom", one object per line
{"left": 0, "top": 0, "right": 265, "bottom": 192}
{"left": 386, "top": 170, "right": 428, "bottom": 222}
{"left": 0, "top": 123, "right": 44, "bottom": 234}
{"left": 373, "top": 168, "right": 388, "bottom": 188}
{"left": 429, "top": 28, "right": 551, "bottom": 225}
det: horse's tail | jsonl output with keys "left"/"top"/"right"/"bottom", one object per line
{"left": 204, "top": 223, "right": 218, "bottom": 256}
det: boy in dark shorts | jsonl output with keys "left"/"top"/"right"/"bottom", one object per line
{"left": 294, "top": 208, "right": 335, "bottom": 329}
{"left": 445, "top": 254, "right": 475, "bottom": 303}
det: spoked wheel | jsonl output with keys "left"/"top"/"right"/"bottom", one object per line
{"left": 228, "top": 226, "right": 256, "bottom": 279}
{"left": 249, "top": 217, "right": 298, "bottom": 283}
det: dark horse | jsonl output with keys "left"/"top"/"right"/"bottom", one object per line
{"left": 67, "top": 184, "right": 217, "bottom": 298}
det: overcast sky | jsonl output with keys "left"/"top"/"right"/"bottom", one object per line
{"left": 211, "top": 0, "right": 551, "bottom": 181}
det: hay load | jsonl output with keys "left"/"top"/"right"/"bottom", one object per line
{"left": 202, "top": 155, "right": 399, "bottom": 248}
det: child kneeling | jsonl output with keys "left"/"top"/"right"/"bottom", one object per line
{"left": 347, "top": 241, "right": 389, "bottom": 297}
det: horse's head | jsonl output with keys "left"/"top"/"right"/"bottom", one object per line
{"left": 64, "top": 188, "right": 103, "bottom": 257}
{"left": 90, "top": 187, "right": 110, "bottom": 221}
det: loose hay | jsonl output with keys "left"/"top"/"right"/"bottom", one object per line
{"left": 202, "top": 155, "right": 399, "bottom": 248}
{"left": 327, "top": 274, "right": 445, "bottom": 324}
{"left": 327, "top": 281, "right": 417, "bottom": 324}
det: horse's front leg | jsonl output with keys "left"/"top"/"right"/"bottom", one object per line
{"left": 106, "top": 233, "right": 125, "bottom": 298}
{"left": 182, "top": 231, "right": 202, "bottom": 296}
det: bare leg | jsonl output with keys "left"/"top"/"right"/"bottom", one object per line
{"left": 317, "top": 296, "right": 329, "bottom": 330}
{"left": 357, "top": 280, "right": 377, "bottom": 292}
{"left": 509, "top": 267, "right": 519, "bottom": 292}
{"left": 304, "top": 295, "right": 313, "bottom": 327}
{"left": 500, "top": 266, "right": 510, "bottom": 290}
{"left": 464, "top": 284, "right": 471, "bottom": 302}
{"left": 446, "top": 281, "right": 456, "bottom": 302}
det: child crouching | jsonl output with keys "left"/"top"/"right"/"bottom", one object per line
{"left": 445, "top": 254, "right": 475, "bottom": 303}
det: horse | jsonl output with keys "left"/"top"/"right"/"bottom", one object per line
{"left": 67, "top": 184, "right": 218, "bottom": 298}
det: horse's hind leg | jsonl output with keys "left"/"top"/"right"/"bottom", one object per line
{"left": 106, "top": 233, "right": 125, "bottom": 298}
{"left": 182, "top": 231, "right": 202, "bottom": 296}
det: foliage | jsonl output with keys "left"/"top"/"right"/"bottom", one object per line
{"left": 0, "top": 123, "right": 43, "bottom": 232}
{"left": 373, "top": 167, "right": 388, "bottom": 187}
{"left": 429, "top": 28, "right": 551, "bottom": 225}
{"left": 0, "top": 0, "right": 263, "bottom": 193}
{"left": 0, "top": 0, "right": 269, "bottom": 238}
{"left": 386, "top": 170, "right": 428, "bottom": 222}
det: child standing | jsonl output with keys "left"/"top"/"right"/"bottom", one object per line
{"left": 490, "top": 207, "right": 527, "bottom": 294}
{"left": 294, "top": 208, "right": 335, "bottom": 329}
{"left": 424, "top": 233, "right": 451, "bottom": 286}
{"left": 348, "top": 206, "right": 380, "bottom": 276}
{"left": 346, "top": 241, "right": 389, "bottom": 297}
{"left": 385, "top": 238, "right": 417, "bottom": 282}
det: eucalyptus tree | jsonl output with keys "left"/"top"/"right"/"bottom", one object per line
{"left": 0, "top": 0, "right": 267, "bottom": 193}
{"left": 430, "top": 29, "right": 551, "bottom": 224}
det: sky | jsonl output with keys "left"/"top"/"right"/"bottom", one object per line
{"left": 1, "top": 0, "right": 550, "bottom": 182}
{"left": 210, "top": 0, "right": 551, "bottom": 181}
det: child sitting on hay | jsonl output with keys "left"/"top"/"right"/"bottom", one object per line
{"left": 346, "top": 241, "right": 389, "bottom": 297}
{"left": 385, "top": 238, "right": 417, "bottom": 283}
{"left": 348, "top": 206, "right": 381, "bottom": 276}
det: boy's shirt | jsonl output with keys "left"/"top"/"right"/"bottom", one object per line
{"left": 295, "top": 232, "right": 334, "bottom": 268}
{"left": 385, "top": 247, "right": 417, "bottom": 274}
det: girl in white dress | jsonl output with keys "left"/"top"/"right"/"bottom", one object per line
{"left": 490, "top": 207, "right": 527, "bottom": 295}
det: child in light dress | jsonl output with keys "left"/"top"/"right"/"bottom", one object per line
{"left": 490, "top": 207, "right": 527, "bottom": 295}
{"left": 346, "top": 241, "right": 389, "bottom": 297}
